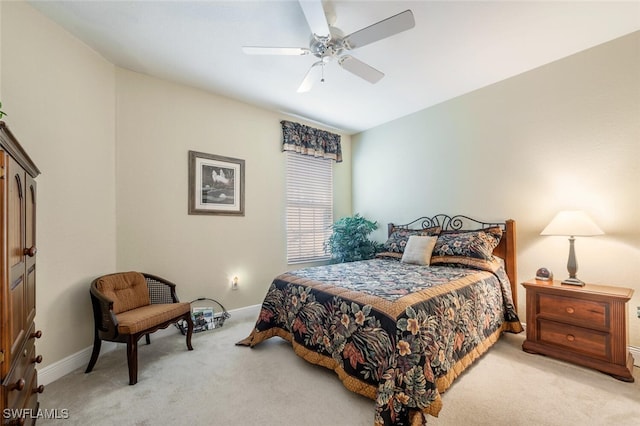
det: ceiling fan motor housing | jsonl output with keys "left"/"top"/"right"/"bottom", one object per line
{"left": 309, "top": 27, "right": 345, "bottom": 60}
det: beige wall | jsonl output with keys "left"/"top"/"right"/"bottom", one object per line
{"left": 115, "top": 68, "right": 352, "bottom": 310}
{"left": 1, "top": 1, "right": 116, "bottom": 368}
{"left": 352, "top": 32, "right": 640, "bottom": 345}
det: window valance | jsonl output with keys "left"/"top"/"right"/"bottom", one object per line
{"left": 281, "top": 120, "right": 342, "bottom": 163}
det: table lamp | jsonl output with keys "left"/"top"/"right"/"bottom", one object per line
{"left": 540, "top": 210, "right": 604, "bottom": 286}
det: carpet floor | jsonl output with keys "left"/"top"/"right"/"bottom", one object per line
{"left": 39, "top": 307, "right": 640, "bottom": 425}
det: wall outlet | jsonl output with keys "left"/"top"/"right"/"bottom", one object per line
{"left": 231, "top": 276, "right": 239, "bottom": 291}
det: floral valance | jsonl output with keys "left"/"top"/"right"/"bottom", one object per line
{"left": 281, "top": 120, "right": 342, "bottom": 163}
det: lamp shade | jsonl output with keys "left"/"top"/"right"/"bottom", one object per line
{"left": 540, "top": 210, "right": 604, "bottom": 237}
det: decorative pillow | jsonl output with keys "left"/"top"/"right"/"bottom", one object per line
{"left": 96, "top": 272, "right": 150, "bottom": 314}
{"left": 434, "top": 256, "right": 503, "bottom": 274}
{"left": 383, "top": 226, "right": 441, "bottom": 253}
{"left": 401, "top": 236, "right": 438, "bottom": 266}
{"left": 375, "top": 251, "right": 403, "bottom": 261}
{"left": 431, "top": 226, "right": 503, "bottom": 269}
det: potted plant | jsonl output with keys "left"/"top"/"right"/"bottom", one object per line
{"left": 0, "top": 101, "right": 6, "bottom": 119}
{"left": 325, "top": 214, "right": 382, "bottom": 263}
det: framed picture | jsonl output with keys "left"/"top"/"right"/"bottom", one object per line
{"left": 188, "top": 150, "right": 245, "bottom": 216}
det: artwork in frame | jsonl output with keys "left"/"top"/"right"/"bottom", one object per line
{"left": 188, "top": 150, "right": 245, "bottom": 216}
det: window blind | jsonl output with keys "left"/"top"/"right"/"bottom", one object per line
{"left": 286, "top": 152, "right": 333, "bottom": 264}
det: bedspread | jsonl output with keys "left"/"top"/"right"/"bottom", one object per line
{"left": 238, "top": 259, "right": 522, "bottom": 425}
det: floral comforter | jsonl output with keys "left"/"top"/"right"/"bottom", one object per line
{"left": 237, "top": 259, "right": 522, "bottom": 425}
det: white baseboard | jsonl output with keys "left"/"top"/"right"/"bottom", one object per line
{"left": 226, "top": 303, "right": 260, "bottom": 321}
{"left": 38, "top": 304, "right": 261, "bottom": 386}
{"left": 630, "top": 346, "right": 640, "bottom": 367}
{"left": 38, "top": 341, "right": 118, "bottom": 386}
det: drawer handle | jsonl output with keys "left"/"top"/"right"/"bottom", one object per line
{"left": 9, "top": 378, "right": 25, "bottom": 391}
{"left": 30, "top": 330, "right": 42, "bottom": 339}
{"left": 566, "top": 334, "right": 576, "bottom": 342}
{"left": 33, "top": 384, "right": 45, "bottom": 394}
{"left": 32, "top": 354, "right": 43, "bottom": 364}
{"left": 566, "top": 307, "right": 575, "bottom": 314}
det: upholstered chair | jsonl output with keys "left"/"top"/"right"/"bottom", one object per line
{"left": 85, "top": 272, "right": 193, "bottom": 384}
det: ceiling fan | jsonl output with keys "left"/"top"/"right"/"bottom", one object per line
{"left": 242, "top": 0, "right": 415, "bottom": 92}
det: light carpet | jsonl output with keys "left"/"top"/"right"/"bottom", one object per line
{"left": 39, "top": 307, "right": 640, "bottom": 425}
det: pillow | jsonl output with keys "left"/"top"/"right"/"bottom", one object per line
{"left": 375, "top": 251, "right": 403, "bottom": 261}
{"left": 383, "top": 226, "right": 441, "bottom": 253}
{"left": 401, "top": 235, "right": 438, "bottom": 266}
{"left": 431, "top": 226, "right": 503, "bottom": 269}
{"left": 96, "top": 272, "right": 150, "bottom": 314}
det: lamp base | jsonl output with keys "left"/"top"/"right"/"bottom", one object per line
{"left": 561, "top": 277, "right": 585, "bottom": 286}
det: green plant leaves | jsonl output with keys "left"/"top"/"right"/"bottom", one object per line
{"left": 325, "top": 213, "right": 382, "bottom": 263}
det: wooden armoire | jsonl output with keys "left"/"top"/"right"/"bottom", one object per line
{"left": 0, "top": 122, "right": 43, "bottom": 425}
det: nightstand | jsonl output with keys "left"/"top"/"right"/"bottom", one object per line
{"left": 522, "top": 279, "right": 634, "bottom": 382}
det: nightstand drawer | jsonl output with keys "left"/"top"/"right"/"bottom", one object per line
{"left": 538, "top": 293, "right": 608, "bottom": 328}
{"left": 538, "top": 319, "right": 609, "bottom": 360}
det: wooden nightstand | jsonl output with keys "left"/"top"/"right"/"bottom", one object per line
{"left": 522, "top": 279, "right": 635, "bottom": 382}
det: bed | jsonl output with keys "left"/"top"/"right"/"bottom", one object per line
{"left": 237, "top": 214, "right": 523, "bottom": 425}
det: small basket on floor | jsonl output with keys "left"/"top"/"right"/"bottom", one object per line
{"left": 176, "top": 297, "right": 230, "bottom": 335}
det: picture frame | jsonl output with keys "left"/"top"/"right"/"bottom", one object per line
{"left": 188, "top": 150, "right": 245, "bottom": 216}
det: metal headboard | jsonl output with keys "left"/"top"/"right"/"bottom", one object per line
{"left": 387, "top": 214, "right": 507, "bottom": 237}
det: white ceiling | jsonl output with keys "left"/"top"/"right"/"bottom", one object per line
{"left": 29, "top": 1, "right": 640, "bottom": 134}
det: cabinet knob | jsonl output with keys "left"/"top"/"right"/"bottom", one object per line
{"left": 30, "top": 330, "right": 42, "bottom": 339}
{"left": 23, "top": 246, "right": 37, "bottom": 257}
{"left": 566, "top": 334, "right": 576, "bottom": 342}
{"left": 9, "top": 378, "right": 25, "bottom": 391}
{"left": 566, "top": 307, "right": 575, "bottom": 314}
{"left": 32, "top": 354, "right": 43, "bottom": 364}
{"left": 33, "top": 384, "right": 45, "bottom": 394}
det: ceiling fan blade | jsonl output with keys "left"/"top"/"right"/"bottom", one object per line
{"left": 338, "top": 56, "right": 384, "bottom": 84}
{"left": 297, "top": 61, "right": 324, "bottom": 93}
{"left": 343, "top": 9, "right": 415, "bottom": 50}
{"left": 242, "top": 46, "right": 310, "bottom": 56}
{"left": 299, "top": 0, "right": 331, "bottom": 38}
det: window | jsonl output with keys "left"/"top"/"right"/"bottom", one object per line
{"left": 286, "top": 152, "right": 333, "bottom": 264}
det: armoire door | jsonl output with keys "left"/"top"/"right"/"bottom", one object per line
{"left": 24, "top": 174, "right": 37, "bottom": 328}
{"left": 7, "top": 154, "right": 27, "bottom": 367}
{"left": 0, "top": 150, "right": 6, "bottom": 379}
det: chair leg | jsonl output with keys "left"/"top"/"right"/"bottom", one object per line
{"left": 145, "top": 334, "right": 151, "bottom": 345}
{"left": 126, "top": 336, "right": 139, "bottom": 385}
{"left": 85, "top": 330, "right": 102, "bottom": 373}
{"left": 185, "top": 313, "right": 194, "bottom": 351}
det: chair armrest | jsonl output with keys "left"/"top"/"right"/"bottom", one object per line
{"left": 89, "top": 284, "right": 119, "bottom": 339}
{"left": 143, "top": 273, "right": 180, "bottom": 304}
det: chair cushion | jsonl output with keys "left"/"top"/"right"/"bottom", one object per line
{"left": 96, "top": 272, "right": 151, "bottom": 314}
{"left": 116, "top": 303, "right": 191, "bottom": 335}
